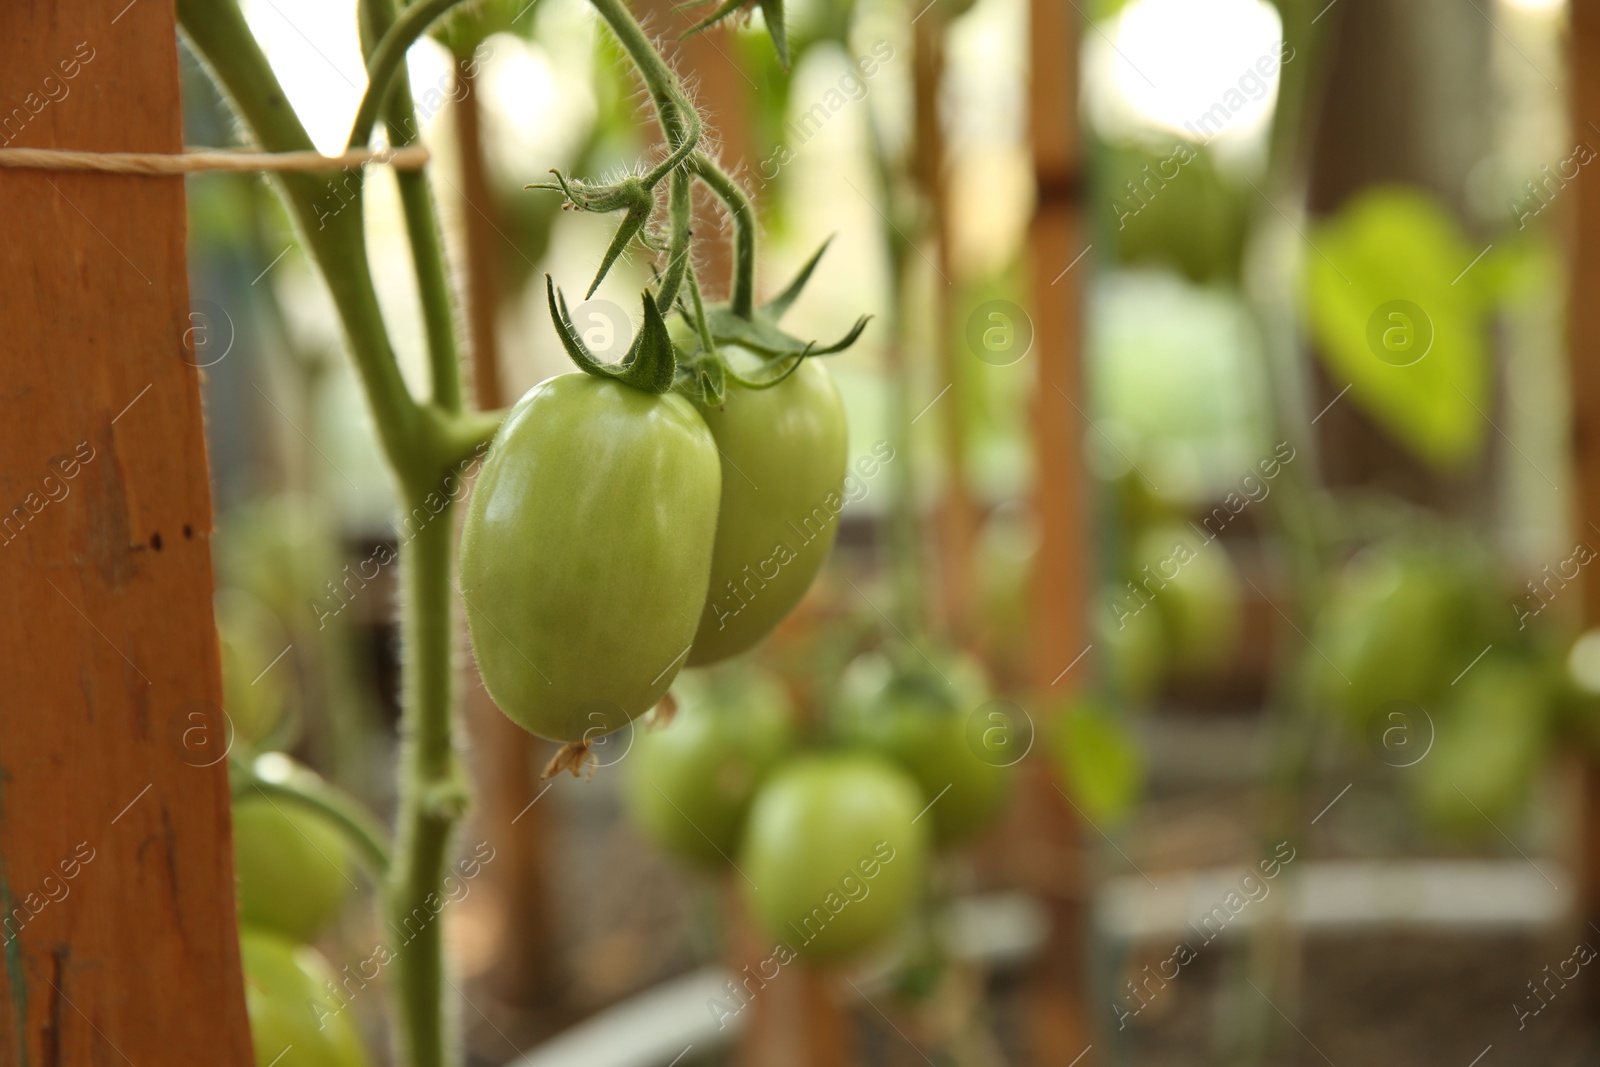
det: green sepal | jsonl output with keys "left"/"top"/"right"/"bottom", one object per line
{"left": 696, "top": 357, "right": 727, "bottom": 406}
{"left": 722, "top": 349, "right": 807, "bottom": 390}
{"left": 546, "top": 275, "right": 677, "bottom": 394}
{"left": 528, "top": 171, "right": 655, "bottom": 298}
{"left": 679, "top": 0, "right": 789, "bottom": 68}
{"left": 704, "top": 303, "right": 870, "bottom": 359}
{"left": 763, "top": 237, "right": 833, "bottom": 320}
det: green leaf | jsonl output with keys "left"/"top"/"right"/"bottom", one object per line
{"left": 1304, "top": 185, "right": 1493, "bottom": 471}
{"left": 1053, "top": 701, "right": 1144, "bottom": 826}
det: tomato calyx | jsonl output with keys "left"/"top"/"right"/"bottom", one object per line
{"left": 668, "top": 237, "right": 872, "bottom": 406}
{"left": 546, "top": 276, "right": 678, "bottom": 394}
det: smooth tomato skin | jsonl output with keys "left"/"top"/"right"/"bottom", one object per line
{"left": 688, "top": 358, "right": 848, "bottom": 666}
{"left": 740, "top": 753, "right": 928, "bottom": 961}
{"left": 836, "top": 652, "right": 1013, "bottom": 846}
{"left": 240, "top": 927, "right": 370, "bottom": 1067}
{"left": 234, "top": 796, "right": 351, "bottom": 943}
{"left": 460, "top": 374, "right": 722, "bottom": 741}
{"left": 624, "top": 669, "right": 794, "bottom": 869}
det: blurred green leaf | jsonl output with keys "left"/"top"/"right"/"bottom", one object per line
{"left": 1053, "top": 701, "right": 1145, "bottom": 825}
{"left": 1304, "top": 185, "right": 1492, "bottom": 471}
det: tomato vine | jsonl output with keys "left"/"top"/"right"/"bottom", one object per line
{"left": 175, "top": 0, "right": 853, "bottom": 1063}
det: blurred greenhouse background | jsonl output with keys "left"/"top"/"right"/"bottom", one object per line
{"left": 173, "top": 0, "right": 1600, "bottom": 1062}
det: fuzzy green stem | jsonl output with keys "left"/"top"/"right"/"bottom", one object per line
{"left": 387, "top": 493, "right": 465, "bottom": 1067}
{"left": 180, "top": 9, "right": 484, "bottom": 1067}
{"left": 347, "top": 0, "right": 482, "bottom": 151}
{"left": 585, "top": 0, "right": 703, "bottom": 311}
{"left": 587, "top": 0, "right": 690, "bottom": 137}
{"left": 658, "top": 170, "right": 693, "bottom": 311}
{"left": 690, "top": 153, "right": 755, "bottom": 318}
{"left": 360, "top": 0, "right": 466, "bottom": 414}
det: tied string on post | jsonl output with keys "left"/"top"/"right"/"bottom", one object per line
{"left": 0, "top": 144, "right": 429, "bottom": 174}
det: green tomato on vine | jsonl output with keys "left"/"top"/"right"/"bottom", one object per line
{"left": 233, "top": 795, "right": 354, "bottom": 943}
{"left": 240, "top": 928, "right": 370, "bottom": 1067}
{"left": 739, "top": 753, "right": 930, "bottom": 961}
{"left": 834, "top": 648, "right": 1015, "bottom": 847}
{"left": 624, "top": 667, "right": 795, "bottom": 869}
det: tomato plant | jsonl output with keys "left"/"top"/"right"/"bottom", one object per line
{"left": 179, "top": 0, "right": 860, "bottom": 1057}
{"left": 459, "top": 376, "right": 722, "bottom": 742}
{"left": 740, "top": 753, "right": 929, "bottom": 960}
{"left": 624, "top": 668, "right": 795, "bottom": 868}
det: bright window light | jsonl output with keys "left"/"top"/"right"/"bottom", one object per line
{"left": 1104, "top": 0, "right": 1284, "bottom": 143}
{"left": 241, "top": 0, "right": 365, "bottom": 155}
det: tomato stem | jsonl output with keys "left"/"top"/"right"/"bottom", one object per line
{"left": 690, "top": 153, "right": 756, "bottom": 318}
{"left": 346, "top": 0, "right": 483, "bottom": 152}
{"left": 388, "top": 490, "right": 466, "bottom": 1067}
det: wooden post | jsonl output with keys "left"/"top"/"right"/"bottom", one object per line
{"left": 1022, "top": 0, "right": 1094, "bottom": 1058}
{"left": 1567, "top": 0, "right": 1600, "bottom": 938}
{"left": 0, "top": 2, "right": 254, "bottom": 1064}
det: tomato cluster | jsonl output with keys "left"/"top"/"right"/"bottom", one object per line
{"left": 460, "top": 245, "right": 857, "bottom": 746}
{"left": 624, "top": 646, "right": 1017, "bottom": 964}
{"left": 1308, "top": 534, "right": 1577, "bottom": 831}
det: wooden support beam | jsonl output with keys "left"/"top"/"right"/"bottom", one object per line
{"left": 1023, "top": 0, "right": 1094, "bottom": 1058}
{"left": 0, "top": 2, "right": 254, "bottom": 1064}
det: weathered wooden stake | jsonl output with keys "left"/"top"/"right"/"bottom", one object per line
{"left": 0, "top": 1, "right": 254, "bottom": 1063}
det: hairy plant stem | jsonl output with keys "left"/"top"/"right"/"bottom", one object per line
{"left": 389, "top": 495, "right": 463, "bottom": 1067}
{"left": 178, "top": 5, "right": 493, "bottom": 1067}
{"left": 1227, "top": 2, "right": 1337, "bottom": 1063}
{"left": 690, "top": 153, "right": 756, "bottom": 317}
{"left": 360, "top": 0, "right": 464, "bottom": 414}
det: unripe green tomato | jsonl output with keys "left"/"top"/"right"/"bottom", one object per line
{"left": 740, "top": 753, "right": 929, "bottom": 961}
{"left": 835, "top": 651, "right": 1012, "bottom": 846}
{"left": 239, "top": 927, "right": 370, "bottom": 1067}
{"left": 460, "top": 374, "right": 722, "bottom": 741}
{"left": 1095, "top": 594, "right": 1167, "bottom": 705}
{"left": 216, "top": 587, "right": 290, "bottom": 751}
{"left": 624, "top": 669, "right": 795, "bottom": 869}
{"left": 1310, "top": 547, "right": 1466, "bottom": 730}
{"left": 689, "top": 356, "right": 848, "bottom": 666}
{"left": 1413, "top": 658, "right": 1549, "bottom": 833}
{"left": 234, "top": 795, "right": 352, "bottom": 942}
